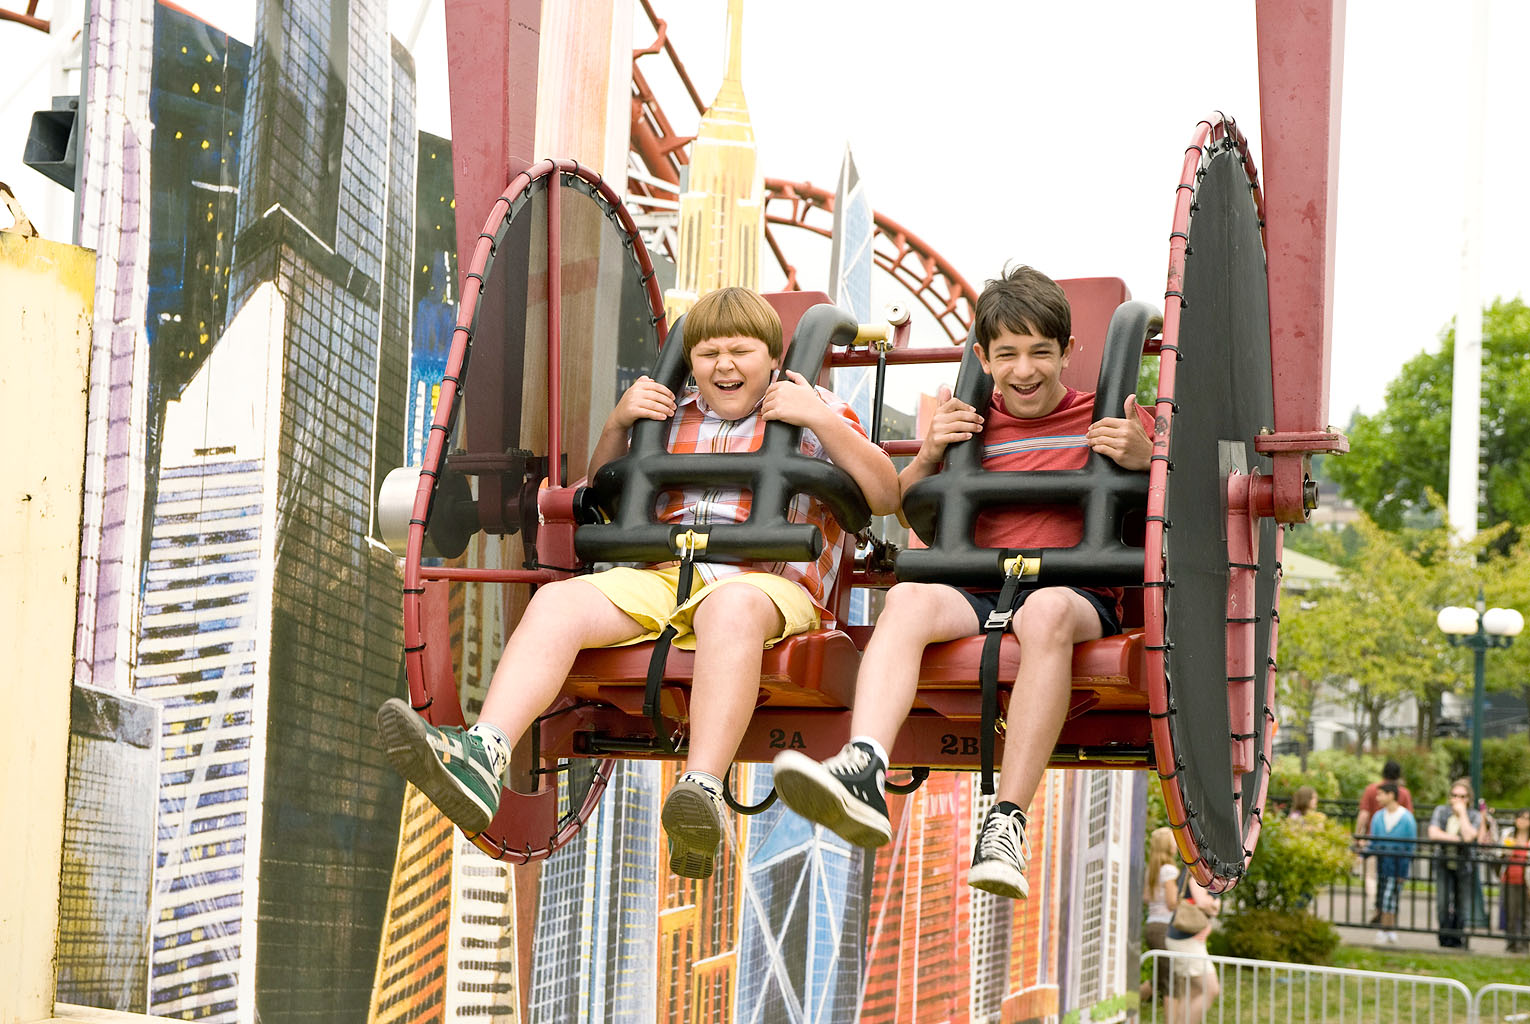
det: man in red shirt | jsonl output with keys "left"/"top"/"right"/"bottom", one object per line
{"left": 772, "top": 265, "right": 1153, "bottom": 899}
{"left": 1356, "top": 760, "right": 1414, "bottom": 836}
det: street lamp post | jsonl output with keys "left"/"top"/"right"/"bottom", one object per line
{"left": 1436, "top": 588, "right": 1524, "bottom": 800}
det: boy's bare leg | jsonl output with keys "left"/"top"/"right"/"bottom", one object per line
{"left": 476, "top": 577, "right": 648, "bottom": 744}
{"left": 993, "top": 587, "right": 1104, "bottom": 809}
{"left": 770, "top": 582, "right": 979, "bottom": 850}
{"left": 967, "top": 586, "right": 1103, "bottom": 899}
{"left": 379, "top": 576, "right": 647, "bottom": 835}
{"left": 661, "top": 582, "right": 781, "bottom": 878}
{"left": 683, "top": 582, "right": 783, "bottom": 777}
{"left": 848, "top": 582, "right": 985, "bottom": 750}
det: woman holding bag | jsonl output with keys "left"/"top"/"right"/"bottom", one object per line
{"left": 1141, "top": 828, "right": 1182, "bottom": 1003}
{"left": 1163, "top": 868, "right": 1221, "bottom": 1023}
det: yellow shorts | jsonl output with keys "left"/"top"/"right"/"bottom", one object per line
{"left": 582, "top": 565, "right": 819, "bottom": 651}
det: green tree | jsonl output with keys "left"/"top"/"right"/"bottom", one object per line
{"left": 1279, "top": 517, "right": 1488, "bottom": 749}
{"left": 1329, "top": 298, "right": 1530, "bottom": 537}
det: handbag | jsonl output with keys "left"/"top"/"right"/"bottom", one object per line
{"left": 1170, "top": 871, "right": 1211, "bottom": 934}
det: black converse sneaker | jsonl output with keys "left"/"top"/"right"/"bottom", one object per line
{"left": 968, "top": 804, "right": 1030, "bottom": 899}
{"left": 772, "top": 742, "right": 891, "bottom": 848}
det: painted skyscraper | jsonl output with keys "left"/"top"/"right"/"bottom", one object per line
{"left": 529, "top": 761, "right": 662, "bottom": 1022}
{"left": 736, "top": 770, "right": 868, "bottom": 1024}
{"left": 664, "top": 0, "right": 763, "bottom": 319}
{"left": 73, "top": 0, "right": 155, "bottom": 695}
{"left": 132, "top": 0, "right": 416, "bottom": 1017}
{"left": 827, "top": 146, "right": 876, "bottom": 626}
{"left": 55, "top": 685, "right": 161, "bottom": 1010}
{"left": 1062, "top": 770, "right": 1140, "bottom": 1015}
{"left": 859, "top": 773, "right": 973, "bottom": 1022}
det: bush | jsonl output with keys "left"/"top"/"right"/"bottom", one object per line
{"left": 1307, "top": 749, "right": 1380, "bottom": 800}
{"left": 1229, "top": 814, "right": 1354, "bottom": 913}
{"left": 1268, "top": 755, "right": 1341, "bottom": 805}
{"left": 1209, "top": 908, "right": 1340, "bottom": 964}
{"left": 1210, "top": 813, "right": 1351, "bottom": 962}
{"left": 1433, "top": 737, "right": 1530, "bottom": 807}
{"left": 1376, "top": 740, "right": 1452, "bottom": 807}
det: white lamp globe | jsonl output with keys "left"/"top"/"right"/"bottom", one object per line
{"left": 1482, "top": 607, "right": 1525, "bottom": 637}
{"left": 1436, "top": 606, "right": 1479, "bottom": 636}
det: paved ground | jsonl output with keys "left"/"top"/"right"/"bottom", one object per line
{"left": 1323, "top": 878, "right": 1520, "bottom": 955}
{"left": 1335, "top": 922, "right": 1512, "bottom": 955}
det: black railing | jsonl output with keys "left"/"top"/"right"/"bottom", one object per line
{"left": 1312, "top": 836, "right": 1527, "bottom": 946}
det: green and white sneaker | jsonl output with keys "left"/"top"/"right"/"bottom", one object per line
{"left": 661, "top": 776, "right": 727, "bottom": 879}
{"left": 377, "top": 697, "right": 501, "bottom": 834}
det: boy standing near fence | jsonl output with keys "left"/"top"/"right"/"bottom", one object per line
{"left": 1367, "top": 781, "right": 1416, "bottom": 944}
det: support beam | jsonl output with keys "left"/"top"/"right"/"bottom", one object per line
{"left": 1254, "top": 0, "right": 1348, "bottom": 520}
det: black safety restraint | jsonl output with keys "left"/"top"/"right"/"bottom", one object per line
{"left": 978, "top": 555, "right": 1040, "bottom": 794}
{"left": 643, "top": 530, "right": 705, "bottom": 752}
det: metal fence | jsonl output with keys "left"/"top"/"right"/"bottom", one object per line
{"left": 1472, "top": 984, "right": 1530, "bottom": 1024}
{"left": 1141, "top": 948, "right": 1477, "bottom": 1023}
{"left": 1314, "top": 835, "right": 1528, "bottom": 946}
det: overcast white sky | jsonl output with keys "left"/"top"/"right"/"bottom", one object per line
{"left": 636, "top": 0, "right": 1530, "bottom": 425}
{"left": 6, "top": 1, "right": 1526, "bottom": 423}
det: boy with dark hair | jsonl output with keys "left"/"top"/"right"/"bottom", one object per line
{"left": 772, "top": 265, "right": 1153, "bottom": 899}
{"left": 1367, "top": 781, "right": 1416, "bottom": 944}
{"left": 1356, "top": 759, "right": 1413, "bottom": 920}
{"left": 378, "top": 286, "right": 900, "bottom": 879}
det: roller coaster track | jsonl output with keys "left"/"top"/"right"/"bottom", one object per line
{"left": 0, "top": 2, "right": 49, "bottom": 31}
{"left": 628, "top": 0, "right": 975, "bottom": 341}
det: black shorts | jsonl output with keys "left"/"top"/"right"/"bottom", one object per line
{"left": 953, "top": 586, "right": 1121, "bottom": 638}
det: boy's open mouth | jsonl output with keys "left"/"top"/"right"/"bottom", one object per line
{"left": 1010, "top": 381, "right": 1042, "bottom": 396}
{"left": 714, "top": 380, "right": 744, "bottom": 391}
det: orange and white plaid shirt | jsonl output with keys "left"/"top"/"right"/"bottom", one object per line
{"left": 654, "top": 382, "right": 866, "bottom": 619}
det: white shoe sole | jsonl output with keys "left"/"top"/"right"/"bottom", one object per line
{"left": 969, "top": 859, "right": 1029, "bottom": 900}
{"left": 772, "top": 750, "right": 891, "bottom": 849}
{"left": 377, "top": 698, "right": 495, "bottom": 835}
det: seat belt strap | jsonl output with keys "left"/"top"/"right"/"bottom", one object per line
{"left": 979, "top": 555, "right": 1039, "bottom": 795}
{"left": 645, "top": 530, "right": 706, "bottom": 752}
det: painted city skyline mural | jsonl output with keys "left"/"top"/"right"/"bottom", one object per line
{"left": 53, "top": 3, "right": 1145, "bottom": 1021}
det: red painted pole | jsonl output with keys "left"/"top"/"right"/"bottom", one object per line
{"left": 1254, "top": 0, "right": 1350, "bottom": 520}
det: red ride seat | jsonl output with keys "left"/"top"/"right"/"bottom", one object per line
{"left": 564, "top": 627, "right": 861, "bottom": 715}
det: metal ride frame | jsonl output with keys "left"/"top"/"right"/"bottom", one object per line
{"left": 418, "top": 0, "right": 1351, "bottom": 886}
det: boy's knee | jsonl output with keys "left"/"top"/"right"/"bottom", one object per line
{"left": 882, "top": 582, "right": 944, "bottom": 620}
{"left": 526, "top": 576, "right": 584, "bottom": 614}
{"left": 693, "top": 581, "right": 779, "bottom": 632}
{"left": 1014, "top": 589, "right": 1076, "bottom": 640}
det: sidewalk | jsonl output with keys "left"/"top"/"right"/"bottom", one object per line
{"left": 1335, "top": 923, "right": 1510, "bottom": 955}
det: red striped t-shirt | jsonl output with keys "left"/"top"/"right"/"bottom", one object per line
{"left": 973, "top": 387, "right": 1154, "bottom": 613}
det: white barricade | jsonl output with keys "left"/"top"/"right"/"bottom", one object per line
{"left": 1472, "top": 984, "right": 1530, "bottom": 1024}
{"left": 1141, "top": 948, "right": 1474, "bottom": 1022}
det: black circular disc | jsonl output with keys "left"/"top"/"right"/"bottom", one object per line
{"left": 1153, "top": 131, "right": 1281, "bottom": 888}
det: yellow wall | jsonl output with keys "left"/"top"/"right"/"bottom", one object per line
{"left": 0, "top": 230, "right": 94, "bottom": 1023}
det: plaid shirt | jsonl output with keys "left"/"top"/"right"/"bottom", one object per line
{"left": 654, "top": 382, "right": 865, "bottom": 618}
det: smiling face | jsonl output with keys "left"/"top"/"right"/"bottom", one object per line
{"left": 689, "top": 333, "right": 781, "bottom": 420}
{"left": 975, "top": 327, "right": 1073, "bottom": 418}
